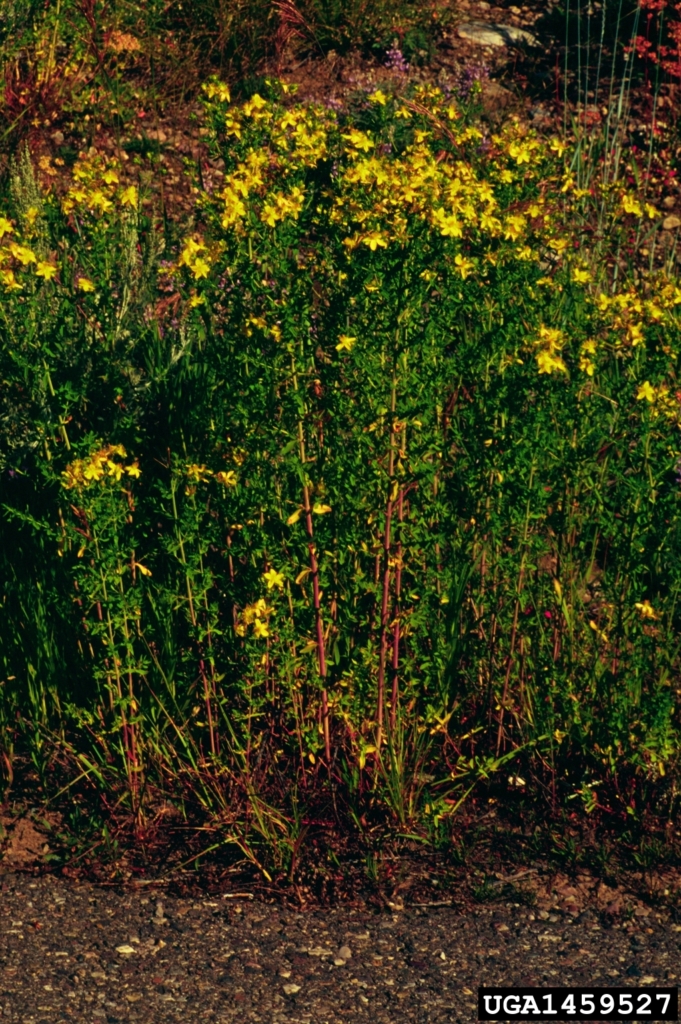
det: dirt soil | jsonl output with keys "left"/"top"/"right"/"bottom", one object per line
{"left": 0, "top": 869, "right": 679, "bottom": 1023}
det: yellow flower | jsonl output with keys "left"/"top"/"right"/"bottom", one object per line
{"left": 178, "top": 237, "right": 206, "bottom": 267}
{"left": 536, "top": 350, "right": 567, "bottom": 375}
{"left": 645, "top": 203, "right": 659, "bottom": 219}
{"left": 572, "top": 268, "right": 591, "bottom": 284}
{"left": 636, "top": 381, "right": 655, "bottom": 403}
{"left": 369, "top": 89, "right": 388, "bottom": 105}
{"left": 216, "top": 470, "right": 237, "bottom": 487}
{"left": 503, "top": 215, "right": 526, "bottom": 241}
{"left": 261, "top": 203, "right": 281, "bottom": 227}
{"left": 263, "top": 568, "right": 285, "bottom": 590}
{"left": 0, "top": 269, "right": 21, "bottom": 290}
{"left": 9, "top": 243, "right": 37, "bottom": 265}
{"left": 105, "top": 459, "right": 124, "bottom": 481}
{"left": 579, "top": 355, "right": 595, "bottom": 376}
{"left": 191, "top": 257, "right": 210, "bottom": 280}
{"left": 133, "top": 561, "right": 152, "bottom": 577}
{"left": 119, "top": 185, "right": 138, "bottom": 207}
{"left": 312, "top": 502, "right": 332, "bottom": 514}
{"left": 88, "top": 190, "right": 114, "bottom": 214}
{"left": 242, "top": 93, "right": 268, "bottom": 117}
{"left": 549, "top": 137, "right": 566, "bottom": 157}
{"left": 35, "top": 261, "right": 57, "bottom": 280}
{"left": 362, "top": 231, "right": 388, "bottom": 251}
{"left": 102, "top": 169, "right": 119, "bottom": 185}
{"left": 336, "top": 335, "right": 356, "bottom": 352}
{"left": 186, "top": 463, "right": 212, "bottom": 482}
{"left": 622, "top": 193, "right": 643, "bottom": 217}
{"left": 253, "top": 618, "right": 269, "bottom": 638}
{"left": 454, "top": 254, "right": 474, "bottom": 279}
{"left": 628, "top": 322, "right": 644, "bottom": 346}
{"left": 635, "top": 599, "right": 658, "bottom": 620}
{"left": 342, "top": 130, "right": 373, "bottom": 153}
{"left": 77, "top": 277, "right": 95, "bottom": 292}
{"left": 538, "top": 326, "right": 565, "bottom": 351}
{"left": 0, "top": 216, "right": 14, "bottom": 238}
{"left": 83, "top": 460, "right": 105, "bottom": 482}
{"left": 508, "top": 140, "right": 534, "bottom": 165}
{"left": 433, "top": 208, "right": 462, "bottom": 238}
{"left": 203, "top": 80, "right": 231, "bottom": 102}
{"left": 126, "top": 461, "right": 141, "bottom": 478}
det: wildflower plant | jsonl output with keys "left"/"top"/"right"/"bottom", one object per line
{"left": 1, "top": 81, "right": 680, "bottom": 868}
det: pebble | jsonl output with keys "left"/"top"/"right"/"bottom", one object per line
{"left": 338, "top": 945, "right": 352, "bottom": 959}
{"left": 663, "top": 215, "right": 681, "bottom": 230}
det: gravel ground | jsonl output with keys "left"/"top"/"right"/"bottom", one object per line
{"left": 1, "top": 873, "right": 679, "bottom": 1024}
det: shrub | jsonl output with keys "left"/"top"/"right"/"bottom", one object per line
{"left": 1, "top": 83, "right": 680, "bottom": 869}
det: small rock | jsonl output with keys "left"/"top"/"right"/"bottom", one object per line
{"left": 153, "top": 901, "right": 168, "bottom": 925}
{"left": 494, "top": 922, "right": 510, "bottom": 932}
{"left": 338, "top": 945, "right": 352, "bottom": 960}
{"left": 334, "top": 958, "right": 347, "bottom": 966}
{"left": 457, "top": 21, "right": 540, "bottom": 47}
{"left": 663, "top": 215, "right": 681, "bottom": 230}
{"left": 51, "top": 131, "right": 65, "bottom": 146}
{"left": 115, "top": 945, "right": 136, "bottom": 955}
{"left": 634, "top": 905, "right": 651, "bottom": 917}
{"left": 283, "top": 983, "right": 301, "bottom": 996}
{"left": 605, "top": 901, "right": 622, "bottom": 916}
{"left": 358, "top": 994, "right": 370, "bottom": 1005}
{"left": 641, "top": 975, "right": 657, "bottom": 984}
{"left": 663, "top": 196, "right": 677, "bottom": 208}
{"left": 538, "top": 910, "right": 550, "bottom": 920}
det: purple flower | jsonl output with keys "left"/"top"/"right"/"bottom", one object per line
{"left": 385, "top": 48, "right": 410, "bottom": 74}
{"left": 454, "top": 62, "right": 489, "bottom": 101}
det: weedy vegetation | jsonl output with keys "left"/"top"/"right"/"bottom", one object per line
{"left": 1, "top": 0, "right": 681, "bottom": 883}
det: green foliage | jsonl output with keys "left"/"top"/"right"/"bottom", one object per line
{"left": 0, "top": 83, "right": 680, "bottom": 872}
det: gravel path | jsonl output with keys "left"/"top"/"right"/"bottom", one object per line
{"left": 1, "top": 873, "right": 679, "bottom": 1024}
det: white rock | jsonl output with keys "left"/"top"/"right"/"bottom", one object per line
{"left": 338, "top": 945, "right": 352, "bottom": 959}
{"left": 283, "top": 983, "right": 301, "bottom": 995}
{"left": 457, "top": 21, "right": 540, "bottom": 47}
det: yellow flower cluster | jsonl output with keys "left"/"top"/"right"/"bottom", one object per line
{"left": 61, "top": 151, "right": 138, "bottom": 217}
{"left": 62, "top": 445, "right": 140, "bottom": 489}
{"left": 185, "top": 463, "right": 238, "bottom": 487}
{"left": 0, "top": 217, "right": 58, "bottom": 290}
{"left": 636, "top": 380, "right": 680, "bottom": 424}
{"left": 201, "top": 83, "right": 563, "bottom": 265}
{"left": 235, "top": 598, "right": 272, "bottom": 638}
{"left": 533, "top": 326, "right": 568, "bottom": 376}
{"left": 177, "top": 237, "right": 214, "bottom": 281}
